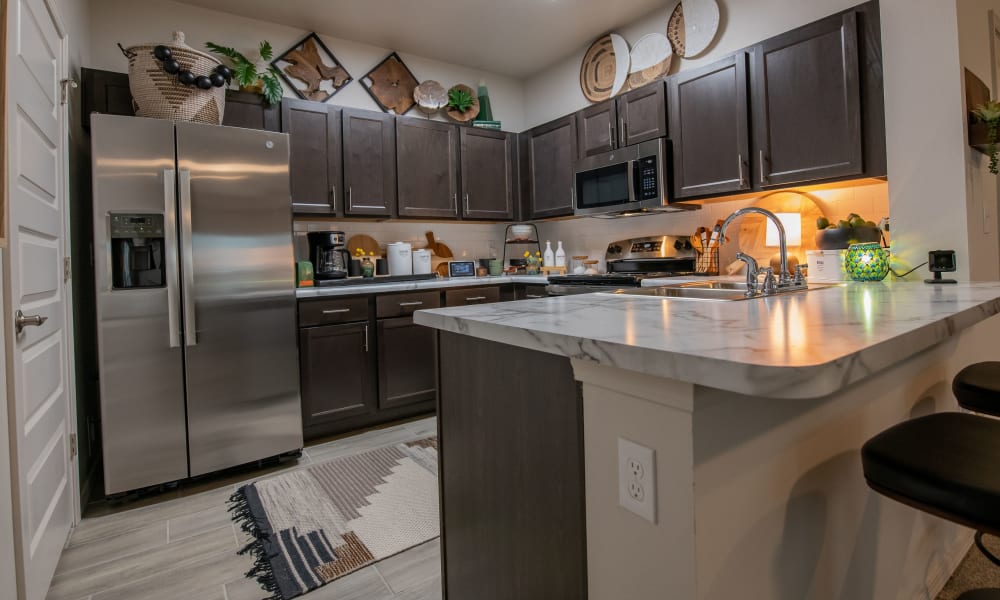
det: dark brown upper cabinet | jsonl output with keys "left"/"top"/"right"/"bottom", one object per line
{"left": 575, "top": 82, "right": 667, "bottom": 159}
{"left": 617, "top": 83, "right": 668, "bottom": 146}
{"left": 224, "top": 90, "right": 280, "bottom": 132}
{"left": 82, "top": 68, "right": 135, "bottom": 129}
{"left": 396, "top": 119, "right": 460, "bottom": 219}
{"left": 751, "top": 11, "right": 862, "bottom": 188}
{"left": 668, "top": 52, "right": 751, "bottom": 199}
{"left": 526, "top": 115, "right": 578, "bottom": 219}
{"left": 460, "top": 128, "right": 515, "bottom": 220}
{"left": 343, "top": 108, "right": 397, "bottom": 217}
{"left": 282, "top": 98, "right": 342, "bottom": 215}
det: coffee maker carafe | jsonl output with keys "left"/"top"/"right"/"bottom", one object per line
{"left": 308, "top": 231, "right": 351, "bottom": 281}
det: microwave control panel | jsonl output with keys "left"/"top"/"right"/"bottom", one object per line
{"left": 635, "top": 156, "right": 659, "bottom": 200}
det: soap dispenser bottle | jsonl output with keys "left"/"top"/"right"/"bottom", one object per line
{"left": 543, "top": 241, "right": 555, "bottom": 267}
{"left": 555, "top": 241, "right": 566, "bottom": 267}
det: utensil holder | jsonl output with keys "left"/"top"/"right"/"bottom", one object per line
{"left": 695, "top": 247, "right": 719, "bottom": 276}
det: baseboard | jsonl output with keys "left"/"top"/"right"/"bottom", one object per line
{"left": 920, "top": 530, "right": 975, "bottom": 600}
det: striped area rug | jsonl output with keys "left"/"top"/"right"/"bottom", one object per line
{"left": 229, "top": 437, "right": 439, "bottom": 600}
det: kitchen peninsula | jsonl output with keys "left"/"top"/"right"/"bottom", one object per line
{"left": 415, "top": 282, "right": 1000, "bottom": 599}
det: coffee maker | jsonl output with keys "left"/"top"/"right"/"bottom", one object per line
{"left": 308, "top": 231, "right": 351, "bottom": 281}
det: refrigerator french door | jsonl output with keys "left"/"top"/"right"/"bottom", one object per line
{"left": 92, "top": 114, "right": 302, "bottom": 495}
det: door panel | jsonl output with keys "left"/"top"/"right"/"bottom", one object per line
{"left": 461, "top": 128, "right": 514, "bottom": 220}
{"left": 7, "top": 0, "right": 75, "bottom": 596}
{"left": 752, "top": 12, "right": 862, "bottom": 186}
{"left": 528, "top": 116, "right": 577, "bottom": 219}
{"left": 90, "top": 115, "right": 187, "bottom": 496}
{"left": 669, "top": 53, "right": 751, "bottom": 198}
{"left": 343, "top": 109, "right": 396, "bottom": 216}
{"left": 576, "top": 100, "right": 616, "bottom": 158}
{"left": 396, "top": 119, "right": 459, "bottom": 218}
{"left": 175, "top": 122, "right": 302, "bottom": 477}
{"left": 299, "top": 322, "right": 376, "bottom": 425}
{"left": 618, "top": 82, "right": 667, "bottom": 146}
{"left": 283, "top": 98, "right": 341, "bottom": 215}
{"left": 377, "top": 317, "right": 437, "bottom": 409}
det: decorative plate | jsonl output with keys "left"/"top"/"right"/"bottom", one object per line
{"left": 272, "top": 33, "right": 352, "bottom": 103}
{"left": 413, "top": 80, "right": 448, "bottom": 115}
{"left": 579, "top": 33, "right": 630, "bottom": 103}
{"left": 444, "top": 84, "right": 480, "bottom": 122}
{"left": 627, "top": 33, "right": 673, "bottom": 89}
{"left": 361, "top": 52, "right": 420, "bottom": 115}
{"left": 668, "top": 0, "right": 720, "bottom": 58}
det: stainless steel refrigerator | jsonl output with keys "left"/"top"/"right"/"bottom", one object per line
{"left": 91, "top": 114, "right": 302, "bottom": 495}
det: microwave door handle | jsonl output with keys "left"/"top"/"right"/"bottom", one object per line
{"left": 179, "top": 168, "right": 197, "bottom": 347}
{"left": 163, "top": 168, "right": 180, "bottom": 348}
{"left": 627, "top": 158, "right": 637, "bottom": 203}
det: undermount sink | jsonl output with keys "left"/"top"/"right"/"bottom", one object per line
{"left": 601, "top": 281, "right": 835, "bottom": 301}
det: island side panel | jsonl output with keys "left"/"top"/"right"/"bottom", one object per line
{"left": 437, "top": 332, "right": 587, "bottom": 600}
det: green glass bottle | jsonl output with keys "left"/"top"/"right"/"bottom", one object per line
{"left": 477, "top": 79, "right": 494, "bottom": 122}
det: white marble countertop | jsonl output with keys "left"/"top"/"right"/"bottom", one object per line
{"left": 414, "top": 281, "right": 1000, "bottom": 399}
{"left": 296, "top": 275, "right": 549, "bottom": 298}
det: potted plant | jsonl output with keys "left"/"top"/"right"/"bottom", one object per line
{"left": 205, "top": 40, "right": 283, "bottom": 105}
{"left": 445, "top": 84, "right": 480, "bottom": 122}
{"left": 973, "top": 100, "right": 1000, "bottom": 174}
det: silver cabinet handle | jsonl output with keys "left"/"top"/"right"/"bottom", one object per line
{"left": 463, "top": 193, "right": 470, "bottom": 214}
{"left": 322, "top": 308, "right": 351, "bottom": 314}
{"left": 759, "top": 150, "right": 768, "bottom": 184}
{"left": 607, "top": 121, "right": 614, "bottom": 151}
{"left": 452, "top": 193, "right": 458, "bottom": 215}
{"left": 348, "top": 186, "right": 352, "bottom": 208}
{"left": 163, "top": 168, "right": 181, "bottom": 348}
{"left": 363, "top": 323, "right": 369, "bottom": 352}
{"left": 570, "top": 186, "right": 576, "bottom": 210}
{"left": 398, "top": 301, "right": 424, "bottom": 307}
{"left": 179, "top": 169, "right": 197, "bottom": 347}
{"left": 14, "top": 310, "right": 47, "bottom": 334}
{"left": 525, "top": 294, "right": 544, "bottom": 299}
{"left": 331, "top": 185, "right": 337, "bottom": 212}
{"left": 464, "top": 296, "right": 487, "bottom": 302}
{"left": 620, "top": 118, "right": 626, "bottom": 146}
{"left": 737, "top": 154, "right": 747, "bottom": 189}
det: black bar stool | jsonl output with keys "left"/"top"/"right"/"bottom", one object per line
{"left": 954, "top": 362, "right": 1000, "bottom": 417}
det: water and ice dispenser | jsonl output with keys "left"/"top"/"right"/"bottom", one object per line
{"left": 110, "top": 214, "right": 165, "bottom": 289}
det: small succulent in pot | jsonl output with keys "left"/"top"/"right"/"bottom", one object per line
{"left": 445, "top": 84, "right": 480, "bottom": 122}
{"left": 205, "top": 40, "right": 283, "bottom": 105}
{"left": 974, "top": 100, "right": 1000, "bottom": 174}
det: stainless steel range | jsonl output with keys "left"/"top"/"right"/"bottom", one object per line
{"left": 547, "top": 235, "right": 697, "bottom": 296}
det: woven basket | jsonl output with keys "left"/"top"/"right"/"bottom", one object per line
{"left": 125, "top": 31, "right": 225, "bottom": 125}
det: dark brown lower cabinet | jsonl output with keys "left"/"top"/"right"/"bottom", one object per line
{"left": 377, "top": 316, "right": 438, "bottom": 409}
{"left": 299, "top": 321, "right": 377, "bottom": 430}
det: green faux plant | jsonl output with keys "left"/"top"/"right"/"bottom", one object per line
{"left": 973, "top": 100, "right": 1000, "bottom": 174}
{"left": 447, "top": 87, "right": 475, "bottom": 113}
{"left": 205, "top": 40, "right": 283, "bottom": 105}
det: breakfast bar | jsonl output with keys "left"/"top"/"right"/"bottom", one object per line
{"left": 415, "top": 282, "right": 1000, "bottom": 600}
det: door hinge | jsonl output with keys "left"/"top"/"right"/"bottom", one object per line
{"left": 64, "top": 257, "right": 71, "bottom": 283}
{"left": 69, "top": 434, "right": 78, "bottom": 460}
{"left": 59, "top": 79, "right": 78, "bottom": 106}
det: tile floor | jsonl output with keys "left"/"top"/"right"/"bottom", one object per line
{"left": 46, "top": 417, "right": 440, "bottom": 600}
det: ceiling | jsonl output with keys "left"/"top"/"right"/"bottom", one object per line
{"left": 174, "top": 0, "right": 668, "bottom": 78}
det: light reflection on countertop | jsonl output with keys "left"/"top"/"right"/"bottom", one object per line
{"left": 414, "top": 281, "right": 1000, "bottom": 399}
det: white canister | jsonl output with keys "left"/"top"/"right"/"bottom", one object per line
{"left": 387, "top": 242, "right": 413, "bottom": 276}
{"left": 412, "top": 249, "right": 432, "bottom": 274}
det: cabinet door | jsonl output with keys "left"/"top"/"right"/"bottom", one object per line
{"left": 377, "top": 317, "right": 438, "bottom": 409}
{"left": 396, "top": 119, "right": 459, "bottom": 218}
{"left": 515, "top": 284, "right": 549, "bottom": 300}
{"left": 668, "top": 53, "right": 751, "bottom": 198}
{"left": 82, "top": 68, "right": 134, "bottom": 129}
{"left": 617, "top": 82, "right": 667, "bottom": 146}
{"left": 282, "top": 99, "right": 342, "bottom": 215}
{"left": 527, "top": 116, "right": 577, "bottom": 219}
{"left": 223, "top": 90, "right": 280, "bottom": 131}
{"left": 751, "top": 11, "right": 862, "bottom": 187}
{"left": 576, "top": 100, "right": 617, "bottom": 158}
{"left": 461, "top": 128, "right": 514, "bottom": 220}
{"left": 343, "top": 108, "right": 397, "bottom": 216}
{"left": 299, "top": 322, "right": 377, "bottom": 426}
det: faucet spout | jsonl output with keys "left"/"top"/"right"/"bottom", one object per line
{"left": 719, "top": 207, "right": 790, "bottom": 284}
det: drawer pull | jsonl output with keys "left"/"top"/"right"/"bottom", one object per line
{"left": 526, "top": 294, "right": 545, "bottom": 299}
{"left": 464, "top": 296, "right": 488, "bottom": 302}
{"left": 322, "top": 308, "right": 352, "bottom": 314}
{"left": 398, "top": 301, "right": 424, "bottom": 307}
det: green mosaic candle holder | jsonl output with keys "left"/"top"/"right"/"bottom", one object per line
{"left": 845, "top": 242, "right": 890, "bottom": 281}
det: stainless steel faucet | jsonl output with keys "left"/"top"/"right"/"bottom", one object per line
{"left": 735, "top": 252, "right": 759, "bottom": 297}
{"left": 720, "top": 207, "right": 806, "bottom": 296}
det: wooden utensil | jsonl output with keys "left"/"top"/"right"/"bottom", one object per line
{"left": 347, "top": 234, "right": 381, "bottom": 257}
{"left": 425, "top": 231, "right": 454, "bottom": 258}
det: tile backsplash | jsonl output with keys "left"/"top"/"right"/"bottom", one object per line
{"left": 293, "top": 220, "right": 508, "bottom": 262}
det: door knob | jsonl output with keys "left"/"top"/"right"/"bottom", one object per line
{"left": 15, "top": 310, "right": 47, "bottom": 334}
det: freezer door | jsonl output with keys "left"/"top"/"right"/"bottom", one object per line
{"left": 91, "top": 115, "right": 188, "bottom": 494}
{"left": 175, "top": 121, "right": 302, "bottom": 476}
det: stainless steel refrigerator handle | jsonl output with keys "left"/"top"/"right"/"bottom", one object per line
{"left": 179, "top": 168, "right": 197, "bottom": 347}
{"left": 163, "top": 168, "right": 181, "bottom": 348}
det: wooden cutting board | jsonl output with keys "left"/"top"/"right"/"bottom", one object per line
{"left": 737, "top": 191, "right": 825, "bottom": 268}
{"left": 425, "top": 231, "right": 454, "bottom": 258}
{"left": 347, "top": 234, "right": 381, "bottom": 257}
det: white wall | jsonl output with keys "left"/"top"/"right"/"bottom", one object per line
{"left": 86, "top": 0, "right": 527, "bottom": 131}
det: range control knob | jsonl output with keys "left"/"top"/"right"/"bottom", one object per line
{"left": 683, "top": 240, "right": 693, "bottom": 250}
{"left": 674, "top": 240, "right": 684, "bottom": 250}
{"left": 610, "top": 245, "right": 622, "bottom": 254}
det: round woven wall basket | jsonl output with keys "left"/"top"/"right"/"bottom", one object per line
{"left": 124, "top": 31, "right": 225, "bottom": 125}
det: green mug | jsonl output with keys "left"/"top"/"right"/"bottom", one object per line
{"left": 488, "top": 259, "right": 503, "bottom": 276}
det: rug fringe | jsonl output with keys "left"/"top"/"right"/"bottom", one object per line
{"left": 228, "top": 487, "right": 283, "bottom": 600}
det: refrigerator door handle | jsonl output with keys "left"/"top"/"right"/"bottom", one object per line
{"left": 163, "top": 169, "right": 181, "bottom": 348}
{"left": 179, "top": 168, "right": 197, "bottom": 347}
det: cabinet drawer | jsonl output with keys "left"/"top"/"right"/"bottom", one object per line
{"left": 445, "top": 286, "right": 501, "bottom": 306}
{"left": 376, "top": 291, "right": 442, "bottom": 318}
{"left": 299, "top": 297, "right": 370, "bottom": 327}
{"left": 518, "top": 284, "right": 549, "bottom": 300}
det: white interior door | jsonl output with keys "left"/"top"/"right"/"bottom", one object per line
{"left": 5, "top": 0, "right": 75, "bottom": 598}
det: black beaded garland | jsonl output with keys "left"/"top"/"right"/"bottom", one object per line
{"left": 151, "top": 48, "right": 229, "bottom": 89}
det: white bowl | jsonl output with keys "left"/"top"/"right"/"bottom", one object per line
{"left": 509, "top": 225, "right": 535, "bottom": 241}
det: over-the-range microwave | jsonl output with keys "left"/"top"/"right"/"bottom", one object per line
{"left": 572, "top": 138, "right": 696, "bottom": 218}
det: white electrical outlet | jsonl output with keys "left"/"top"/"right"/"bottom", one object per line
{"left": 618, "top": 437, "right": 656, "bottom": 523}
